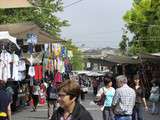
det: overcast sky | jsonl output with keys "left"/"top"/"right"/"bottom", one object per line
{"left": 58, "top": 0, "right": 132, "bottom": 49}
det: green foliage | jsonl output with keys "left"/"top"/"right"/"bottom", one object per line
{"left": 0, "top": 0, "right": 69, "bottom": 37}
{"left": 63, "top": 40, "right": 85, "bottom": 70}
{"left": 122, "top": 0, "right": 160, "bottom": 55}
{"left": 0, "top": 0, "right": 83, "bottom": 70}
{"left": 119, "top": 29, "right": 129, "bottom": 55}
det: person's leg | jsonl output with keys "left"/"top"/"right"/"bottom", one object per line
{"left": 102, "top": 108, "right": 109, "bottom": 120}
{"left": 34, "top": 95, "right": 39, "bottom": 111}
{"left": 137, "top": 104, "right": 144, "bottom": 120}
{"left": 93, "top": 87, "right": 96, "bottom": 96}
{"left": 132, "top": 106, "right": 136, "bottom": 120}
{"left": 48, "top": 101, "right": 53, "bottom": 119}
{"left": 155, "top": 102, "right": 159, "bottom": 114}
{"left": 53, "top": 100, "right": 57, "bottom": 112}
{"left": 32, "top": 95, "right": 36, "bottom": 111}
{"left": 109, "top": 108, "right": 115, "bottom": 120}
{"left": 152, "top": 102, "right": 156, "bottom": 114}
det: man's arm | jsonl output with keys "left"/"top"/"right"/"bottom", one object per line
{"left": 7, "top": 103, "right": 11, "bottom": 120}
{"left": 112, "top": 89, "right": 120, "bottom": 113}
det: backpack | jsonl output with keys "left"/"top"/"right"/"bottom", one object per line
{"left": 48, "top": 85, "right": 58, "bottom": 100}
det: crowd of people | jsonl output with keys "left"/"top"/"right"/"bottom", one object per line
{"left": 0, "top": 73, "right": 160, "bottom": 120}
{"left": 94, "top": 75, "right": 160, "bottom": 120}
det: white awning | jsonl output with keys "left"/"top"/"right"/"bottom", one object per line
{"left": 0, "top": 31, "right": 20, "bottom": 49}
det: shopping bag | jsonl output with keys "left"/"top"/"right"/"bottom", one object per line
{"left": 94, "top": 92, "right": 106, "bottom": 106}
{"left": 149, "top": 94, "right": 159, "bottom": 102}
{"left": 82, "top": 87, "right": 88, "bottom": 93}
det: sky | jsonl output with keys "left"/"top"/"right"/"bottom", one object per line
{"left": 58, "top": 0, "right": 132, "bottom": 49}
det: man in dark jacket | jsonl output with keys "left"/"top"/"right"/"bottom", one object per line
{"left": 0, "top": 80, "right": 12, "bottom": 120}
{"left": 51, "top": 80, "right": 93, "bottom": 120}
{"left": 46, "top": 82, "right": 58, "bottom": 119}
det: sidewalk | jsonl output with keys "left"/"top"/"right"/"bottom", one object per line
{"left": 86, "top": 88, "right": 160, "bottom": 120}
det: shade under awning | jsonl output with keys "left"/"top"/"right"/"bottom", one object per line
{"left": 0, "top": 22, "right": 65, "bottom": 44}
{"left": 0, "top": 0, "right": 33, "bottom": 9}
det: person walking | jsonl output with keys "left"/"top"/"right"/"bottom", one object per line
{"left": 149, "top": 80, "right": 160, "bottom": 115}
{"left": 51, "top": 80, "right": 93, "bottom": 120}
{"left": 0, "top": 80, "right": 12, "bottom": 120}
{"left": 96, "top": 78, "right": 115, "bottom": 120}
{"left": 92, "top": 77, "right": 98, "bottom": 96}
{"left": 46, "top": 82, "right": 58, "bottom": 119}
{"left": 31, "top": 81, "right": 40, "bottom": 112}
{"left": 132, "top": 75, "right": 148, "bottom": 120}
{"left": 112, "top": 75, "right": 136, "bottom": 120}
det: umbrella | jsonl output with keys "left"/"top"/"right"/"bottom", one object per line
{"left": 0, "top": 0, "right": 33, "bottom": 9}
{"left": 0, "top": 31, "right": 20, "bottom": 51}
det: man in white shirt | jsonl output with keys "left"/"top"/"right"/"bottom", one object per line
{"left": 112, "top": 75, "right": 136, "bottom": 120}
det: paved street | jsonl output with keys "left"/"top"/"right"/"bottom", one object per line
{"left": 12, "top": 90, "right": 160, "bottom": 120}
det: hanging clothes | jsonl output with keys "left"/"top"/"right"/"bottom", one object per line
{"left": 67, "top": 50, "right": 73, "bottom": 59}
{"left": 34, "top": 64, "right": 43, "bottom": 81}
{"left": 18, "top": 59, "right": 26, "bottom": 71}
{"left": 0, "top": 50, "right": 12, "bottom": 81}
{"left": 53, "top": 43, "right": 61, "bottom": 57}
{"left": 12, "top": 53, "right": 19, "bottom": 81}
{"left": 28, "top": 66, "right": 35, "bottom": 77}
{"left": 54, "top": 71, "right": 62, "bottom": 84}
{"left": 60, "top": 46, "right": 67, "bottom": 57}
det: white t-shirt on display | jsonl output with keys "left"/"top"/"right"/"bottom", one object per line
{"left": 0, "top": 51, "right": 12, "bottom": 81}
{"left": 12, "top": 54, "right": 19, "bottom": 81}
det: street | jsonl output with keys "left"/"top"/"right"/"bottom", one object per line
{"left": 11, "top": 90, "right": 160, "bottom": 120}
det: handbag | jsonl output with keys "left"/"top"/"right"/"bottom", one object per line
{"left": 94, "top": 87, "right": 106, "bottom": 106}
{"left": 149, "top": 94, "right": 159, "bottom": 102}
{"left": 82, "top": 87, "right": 88, "bottom": 92}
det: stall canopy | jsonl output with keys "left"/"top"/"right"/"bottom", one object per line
{"left": 0, "top": 22, "right": 65, "bottom": 44}
{"left": 72, "top": 70, "right": 104, "bottom": 77}
{"left": 0, "top": 0, "right": 33, "bottom": 9}
{"left": 138, "top": 53, "right": 160, "bottom": 63}
{"left": 87, "top": 54, "right": 139, "bottom": 65}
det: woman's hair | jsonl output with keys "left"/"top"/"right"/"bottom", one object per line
{"left": 151, "top": 79, "right": 159, "bottom": 86}
{"left": 58, "top": 80, "right": 81, "bottom": 101}
{"left": 133, "top": 74, "right": 144, "bottom": 88}
{"left": 0, "top": 80, "right": 6, "bottom": 89}
{"left": 133, "top": 74, "right": 139, "bottom": 80}
{"left": 104, "top": 78, "right": 112, "bottom": 86}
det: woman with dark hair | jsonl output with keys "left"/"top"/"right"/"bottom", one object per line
{"left": 0, "top": 80, "right": 12, "bottom": 120}
{"left": 51, "top": 80, "right": 93, "bottom": 120}
{"left": 96, "top": 78, "right": 115, "bottom": 120}
{"left": 31, "top": 81, "right": 40, "bottom": 112}
{"left": 149, "top": 80, "right": 160, "bottom": 114}
{"left": 132, "top": 75, "right": 148, "bottom": 120}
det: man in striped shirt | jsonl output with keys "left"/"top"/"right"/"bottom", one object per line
{"left": 112, "top": 75, "right": 136, "bottom": 120}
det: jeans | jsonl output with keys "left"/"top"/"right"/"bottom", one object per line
{"left": 48, "top": 100, "right": 57, "bottom": 119}
{"left": 152, "top": 102, "right": 159, "bottom": 114}
{"left": 103, "top": 107, "right": 114, "bottom": 120}
{"left": 115, "top": 116, "right": 132, "bottom": 120}
{"left": 132, "top": 103, "right": 144, "bottom": 120}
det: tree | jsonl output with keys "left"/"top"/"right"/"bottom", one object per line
{"left": 119, "top": 28, "right": 129, "bottom": 55}
{"left": 0, "top": 0, "right": 84, "bottom": 70}
{"left": 0, "top": 0, "right": 69, "bottom": 37}
{"left": 122, "top": 0, "right": 160, "bottom": 54}
{"left": 63, "top": 39, "right": 85, "bottom": 70}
